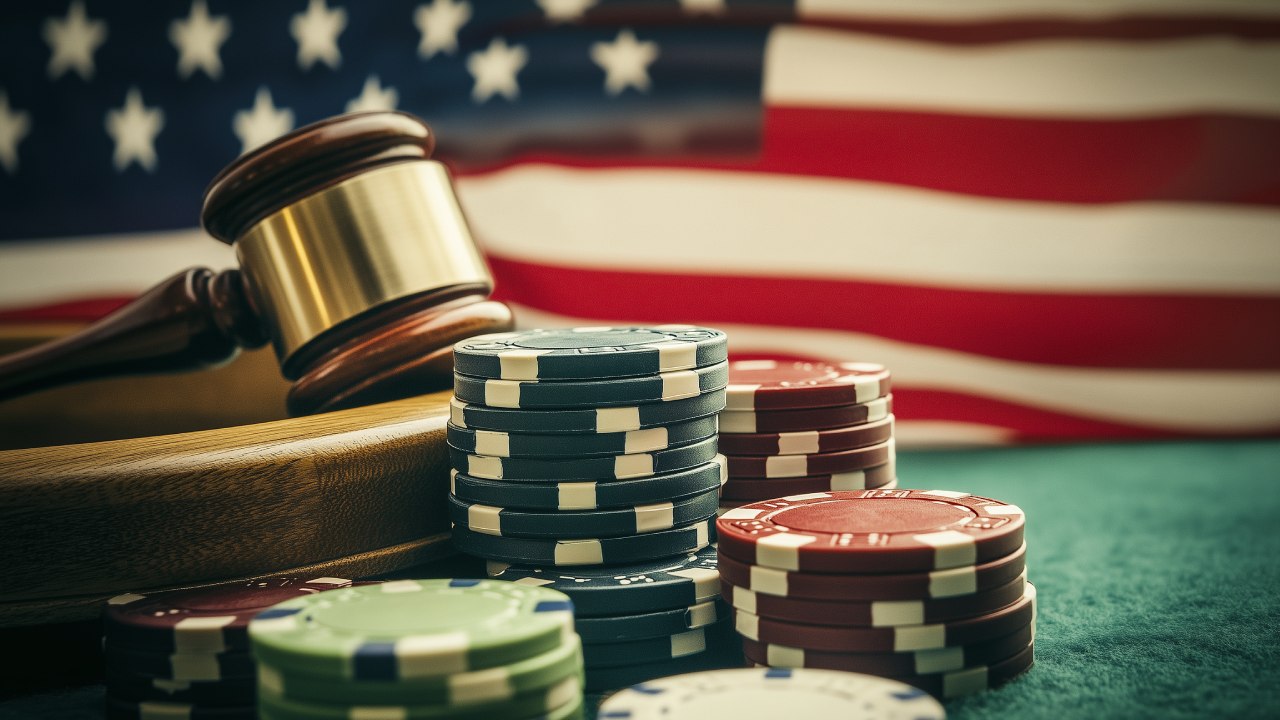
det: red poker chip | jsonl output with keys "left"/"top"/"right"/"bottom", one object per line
{"left": 726, "top": 360, "right": 891, "bottom": 411}
{"left": 719, "top": 415, "right": 895, "bottom": 456}
{"left": 889, "top": 641, "right": 1035, "bottom": 699}
{"left": 719, "top": 462, "right": 897, "bottom": 502}
{"left": 717, "top": 490, "right": 1026, "bottom": 573}
{"left": 716, "top": 543, "right": 1026, "bottom": 601}
{"left": 742, "top": 620, "right": 1034, "bottom": 676}
{"left": 103, "top": 577, "right": 357, "bottom": 654}
{"left": 725, "top": 439, "right": 894, "bottom": 478}
{"left": 720, "top": 395, "right": 893, "bottom": 434}
{"left": 734, "top": 583, "right": 1036, "bottom": 653}
{"left": 722, "top": 572, "right": 1027, "bottom": 628}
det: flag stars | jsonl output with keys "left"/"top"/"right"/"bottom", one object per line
{"left": 233, "top": 88, "right": 294, "bottom": 154}
{"left": 170, "top": 0, "right": 231, "bottom": 80}
{"left": 44, "top": 0, "right": 108, "bottom": 81}
{"left": 591, "top": 30, "right": 659, "bottom": 96}
{"left": 0, "top": 92, "right": 31, "bottom": 174}
{"left": 347, "top": 75, "right": 399, "bottom": 113}
{"left": 105, "top": 88, "right": 164, "bottom": 172}
{"left": 291, "top": 0, "right": 347, "bottom": 71}
{"left": 537, "top": 0, "right": 597, "bottom": 23}
{"left": 414, "top": 0, "right": 470, "bottom": 59}
{"left": 467, "top": 38, "right": 528, "bottom": 103}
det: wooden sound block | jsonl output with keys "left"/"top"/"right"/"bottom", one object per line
{"left": 0, "top": 326, "right": 455, "bottom": 627}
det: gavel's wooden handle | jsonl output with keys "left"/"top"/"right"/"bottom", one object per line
{"left": 0, "top": 268, "right": 266, "bottom": 402}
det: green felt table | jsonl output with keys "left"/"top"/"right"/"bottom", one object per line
{"left": 2, "top": 440, "right": 1277, "bottom": 719}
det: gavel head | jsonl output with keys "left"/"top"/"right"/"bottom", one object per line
{"left": 202, "top": 112, "right": 512, "bottom": 416}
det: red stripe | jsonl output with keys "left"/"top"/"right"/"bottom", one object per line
{"left": 762, "top": 107, "right": 1280, "bottom": 206}
{"left": 0, "top": 297, "right": 131, "bottom": 324}
{"left": 487, "top": 255, "right": 1280, "bottom": 371}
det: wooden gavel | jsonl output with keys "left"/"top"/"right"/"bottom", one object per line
{"left": 0, "top": 111, "right": 513, "bottom": 416}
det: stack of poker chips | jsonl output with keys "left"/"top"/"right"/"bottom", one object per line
{"left": 717, "top": 360, "right": 897, "bottom": 509}
{"left": 717, "top": 490, "right": 1036, "bottom": 700}
{"left": 249, "top": 579, "right": 584, "bottom": 719}
{"left": 446, "top": 326, "right": 740, "bottom": 691}
{"left": 101, "top": 577, "right": 358, "bottom": 720}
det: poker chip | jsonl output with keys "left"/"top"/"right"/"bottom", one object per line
{"left": 447, "top": 488, "right": 720, "bottom": 539}
{"left": 453, "top": 361, "right": 728, "bottom": 409}
{"left": 719, "top": 461, "right": 896, "bottom": 501}
{"left": 446, "top": 415, "right": 718, "bottom": 458}
{"left": 595, "top": 667, "right": 945, "bottom": 720}
{"left": 581, "top": 649, "right": 730, "bottom": 694}
{"left": 722, "top": 571, "right": 1027, "bottom": 627}
{"left": 742, "top": 620, "right": 1035, "bottom": 676}
{"left": 257, "top": 674, "right": 585, "bottom": 720}
{"left": 890, "top": 641, "right": 1035, "bottom": 699}
{"left": 449, "top": 435, "right": 719, "bottom": 481}
{"left": 719, "top": 395, "right": 892, "bottom": 434}
{"left": 103, "top": 577, "right": 355, "bottom": 654}
{"left": 718, "top": 415, "right": 894, "bottom": 456}
{"left": 451, "top": 518, "right": 714, "bottom": 567}
{"left": 487, "top": 544, "right": 720, "bottom": 617}
{"left": 247, "top": 580, "right": 574, "bottom": 680}
{"left": 104, "top": 644, "right": 256, "bottom": 682}
{"left": 724, "top": 439, "right": 894, "bottom": 478}
{"left": 453, "top": 327, "right": 728, "bottom": 380}
{"left": 717, "top": 490, "right": 1026, "bottom": 573}
{"left": 258, "top": 633, "right": 581, "bottom": 706}
{"left": 450, "top": 457, "right": 727, "bottom": 511}
{"left": 716, "top": 542, "right": 1027, "bottom": 601}
{"left": 725, "top": 360, "right": 890, "bottom": 411}
{"left": 735, "top": 583, "right": 1036, "bottom": 652}
{"left": 449, "top": 390, "right": 726, "bottom": 434}
{"left": 105, "top": 672, "right": 255, "bottom": 706}
{"left": 580, "top": 622, "right": 729, "bottom": 668}
{"left": 575, "top": 600, "right": 728, "bottom": 643}
{"left": 105, "top": 698, "right": 255, "bottom": 720}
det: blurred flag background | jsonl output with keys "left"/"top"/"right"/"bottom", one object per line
{"left": 1, "top": 0, "right": 1278, "bottom": 445}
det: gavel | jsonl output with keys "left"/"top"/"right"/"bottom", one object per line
{"left": 0, "top": 111, "right": 513, "bottom": 416}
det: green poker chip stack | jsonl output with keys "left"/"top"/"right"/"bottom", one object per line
{"left": 249, "top": 579, "right": 585, "bottom": 720}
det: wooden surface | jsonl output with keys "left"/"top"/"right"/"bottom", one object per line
{"left": 0, "top": 324, "right": 456, "bottom": 626}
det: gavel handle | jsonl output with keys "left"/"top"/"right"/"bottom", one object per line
{"left": 0, "top": 268, "right": 268, "bottom": 402}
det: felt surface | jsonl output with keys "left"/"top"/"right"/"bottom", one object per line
{"left": 2, "top": 440, "right": 1277, "bottom": 719}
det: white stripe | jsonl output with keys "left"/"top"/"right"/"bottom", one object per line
{"left": 506, "top": 304, "right": 1280, "bottom": 435}
{"left": 765, "top": 27, "right": 1280, "bottom": 118}
{"left": 457, "top": 165, "right": 1280, "bottom": 295}
{"left": 797, "top": 0, "right": 1280, "bottom": 21}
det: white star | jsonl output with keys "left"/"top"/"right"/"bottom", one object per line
{"left": 290, "top": 0, "right": 346, "bottom": 71}
{"left": 590, "top": 30, "right": 659, "bottom": 96}
{"left": 536, "top": 0, "right": 596, "bottom": 23}
{"left": 170, "top": 0, "right": 231, "bottom": 80}
{"left": 414, "top": 0, "right": 470, "bottom": 59}
{"left": 43, "top": 1, "right": 108, "bottom": 81}
{"left": 679, "top": 0, "right": 726, "bottom": 13}
{"left": 0, "top": 92, "right": 31, "bottom": 174}
{"left": 105, "top": 88, "right": 164, "bottom": 172}
{"left": 466, "top": 38, "right": 527, "bottom": 103}
{"left": 233, "top": 87, "right": 294, "bottom": 155}
{"left": 346, "top": 75, "right": 398, "bottom": 113}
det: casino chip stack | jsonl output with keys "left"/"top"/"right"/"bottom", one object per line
{"left": 101, "top": 577, "right": 358, "bottom": 720}
{"left": 249, "top": 579, "right": 584, "bottom": 719}
{"left": 449, "top": 326, "right": 740, "bottom": 691}
{"left": 718, "top": 360, "right": 898, "bottom": 509}
{"left": 717, "top": 490, "right": 1036, "bottom": 700}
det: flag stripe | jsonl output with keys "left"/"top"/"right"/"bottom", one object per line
{"left": 487, "top": 255, "right": 1280, "bottom": 371}
{"left": 795, "top": 0, "right": 1280, "bottom": 21}
{"left": 456, "top": 164, "right": 1280, "bottom": 295}
{"left": 765, "top": 28, "right": 1280, "bottom": 118}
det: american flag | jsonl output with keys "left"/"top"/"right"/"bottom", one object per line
{"left": 2, "top": 0, "right": 1278, "bottom": 446}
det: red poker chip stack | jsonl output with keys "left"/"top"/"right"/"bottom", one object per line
{"left": 715, "top": 490, "right": 1037, "bottom": 700}
{"left": 99, "top": 577, "right": 359, "bottom": 719}
{"left": 717, "top": 360, "right": 897, "bottom": 509}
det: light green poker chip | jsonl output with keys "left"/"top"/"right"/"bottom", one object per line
{"left": 257, "top": 633, "right": 583, "bottom": 706}
{"left": 256, "top": 672, "right": 584, "bottom": 720}
{"left": 248, "top": 579, "right": 574, "bottom": 680}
